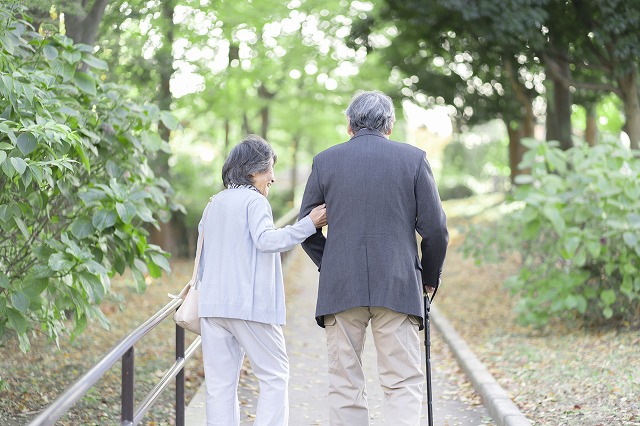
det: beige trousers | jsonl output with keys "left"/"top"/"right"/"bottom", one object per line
{"left": 324, "top": 307, "right": 424, "bottom": 426}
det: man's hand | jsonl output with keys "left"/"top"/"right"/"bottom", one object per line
{"left": 423, "top": 285, "right": 436, "bottom": 295}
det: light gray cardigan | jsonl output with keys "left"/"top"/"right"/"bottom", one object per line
{"left": 196, "top": 187, "right": 316, "bottom": 325}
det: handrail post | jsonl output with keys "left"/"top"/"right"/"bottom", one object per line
{"left": 121, "top": 347, "right": 135, "bottom": 425}
{"left": 176, "top": 324, "right": 186, "bottom": 426}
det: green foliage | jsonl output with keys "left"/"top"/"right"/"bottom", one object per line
{"left": 0, "top": 5, "right": 176, "bottom": 351}
{"left": 463, "top": 138, "right": 640, "bottom": 326}
{"left": 439, "top": 121, "right": 510, "bottom": 199}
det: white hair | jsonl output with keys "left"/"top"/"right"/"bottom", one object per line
{"left": 345, "top": 90, "right": 396, "bottom": 134}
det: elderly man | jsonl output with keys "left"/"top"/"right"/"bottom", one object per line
{"left": 299, "top": 90, "right": 449, "bottom": 425}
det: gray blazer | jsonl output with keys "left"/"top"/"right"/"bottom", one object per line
{"left": 299, "top": 129, "right": 449, "bottom": 329}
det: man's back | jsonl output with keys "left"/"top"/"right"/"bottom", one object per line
{"left": 299, "top": 129, "right": 448, "bottom": 327}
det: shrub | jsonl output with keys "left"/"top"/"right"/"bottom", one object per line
{"left": 463, "top": 137, "right": 640, "bottom": 326}
{"left": 0, "top": 5, "right": 178, "bottom": 351}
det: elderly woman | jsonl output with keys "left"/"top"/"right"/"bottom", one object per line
{"left": 197, "top": 135, "right": 326, "bottom": 426}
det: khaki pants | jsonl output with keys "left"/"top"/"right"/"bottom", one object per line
{"left": 324, "top": 307, "right": 424, "bottom": 426}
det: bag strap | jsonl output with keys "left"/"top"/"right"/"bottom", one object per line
{"left": 190, "top": 196, "right": 214, "bottom": 285}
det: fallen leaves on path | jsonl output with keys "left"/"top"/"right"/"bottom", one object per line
{"left": 439, "top": 203, "right": 640, "bottom": 426}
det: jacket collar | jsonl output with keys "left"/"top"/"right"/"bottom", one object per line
{"left": 349, "top": 128, "right": 388, "bottom": 140}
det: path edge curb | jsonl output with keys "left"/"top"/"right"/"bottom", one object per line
{"left": 430, "top": 305, "right": 532, "bottom": 426}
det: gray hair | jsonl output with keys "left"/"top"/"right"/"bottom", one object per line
{"left": 345, "top": 90, "right": 396, "bottom": 134}
{"left": 222, "top": 135, "right": 277, "bottom": 187}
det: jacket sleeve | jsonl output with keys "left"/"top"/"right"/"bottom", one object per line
{"left": 415, "top": 156, "right": 449, "bottom": 288}
{"left": 248, "top": 196, "right": 317, "bottom": 253}
{"left": 298, "top": 160, "right": 326, "bottom": 270}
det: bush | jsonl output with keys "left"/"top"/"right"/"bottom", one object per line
{"left": 463, "top": 138, "right": 640, "bottom": 326}
{"left": 0, "top": 5, "right": 178, "bottom": 351}
{"left": 438, "top": 123, "right": 510, "bottom": 199}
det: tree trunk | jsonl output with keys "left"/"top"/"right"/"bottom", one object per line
{"left": 585, "top": 103, "right": 598, "bottom": 146}
{"left": 242, "top": 113, "right": 252, "bottom": 135}
{"left": 618, "top": 67, "right": 640, "bottom": 150}
{"left": 545, "top": 79, "right": 559, "bottom": 143}
{"left": 506, "top": 121, "right": 527, "bottom": 183}
{"left": 547, "top": 57, "right": 573, "bottom": 150}
{"left": 289, "top": 135, "right": 300, "bottom": 205}
{"left": 224, "top": 118, "right": 231, "bottom": 155}
{"left": 257, "top": 84, "right": 275, "bottom": 140}
{"left": 148, "top": 0, "right": 183, "bottom": 257}
{"left": 66, "top": 0, "right": 110, "bottom": 46}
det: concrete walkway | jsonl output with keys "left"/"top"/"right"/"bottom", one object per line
{"left": 186, "top": 247, "right": 500, "bottom": 425}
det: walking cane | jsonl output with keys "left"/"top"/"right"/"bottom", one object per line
{"left": 424, "top": 287, "right": 437, "bottom": 426}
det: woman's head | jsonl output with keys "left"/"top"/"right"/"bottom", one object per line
{"left": 345, "top": 90, "right": 396, "bottom": 135}
{"left": 222, "top": 135, "right": 277, "bottom": 196}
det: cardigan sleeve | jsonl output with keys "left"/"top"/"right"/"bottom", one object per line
{"left": 247, "top": 196, "right": 317, "bottom": 253}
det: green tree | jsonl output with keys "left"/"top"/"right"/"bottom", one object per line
{"left": 0, "top": 5, "right": 176, "bottom": 351}
{"left": 355, "top": 0, "right": 640, "bottom": 162}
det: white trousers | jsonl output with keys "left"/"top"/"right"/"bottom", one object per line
{"left": 324, "top": 307, "right": 424, "bottom": 426}
{"left": 200, "top": 317, "right": 289, "bottom": 426}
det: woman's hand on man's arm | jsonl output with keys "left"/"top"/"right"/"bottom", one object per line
{"left": 309, "top": 204, "right": 327, "bottom": 228}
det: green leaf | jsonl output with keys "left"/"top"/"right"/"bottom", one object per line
{"left": 10, "top": 157, "right": 27, "bottom": 175}
{"left": 14, "top": 216, "right": 29, "bottom": 238}
{"left": 17, "top": 132, "right": 37, "bottom": 155}
{"left": 78, "top": 188, "right": 107, "bottom": 204}
{"left": 70, "top": 216, "right": 95, "bottom": 239}
{"left": 160, "top": 111, "right": 179, "bottom": 131}
{"left": 600, "top": 289, "right": 616, "bottom": 306}
{"left": 0, "top": 272, "right": 9, "bottom": 289}
{"left": 84, "top": 260, "right": 108, "bottom": 275}
{"left": 92, "top": 209, "right": 117, "bottom": 231}
{"left": 131, "top": 268, "right": 147, "bottom": 293}
{"left": 10, "top": 292, "right": 29, "bottom": 313}
{"left": 7, "top": 308, "right": 28, "bottom": 334}
{"left": 542, "top": 204, "right": 564, "bottom": 233}
{"left": 43, "top": 44, "right": 58, "bottom": 60}
{"left": 17, "top": 333, "right": 30, "bottom": 353}
{"left": 81, "top": 54, "right": 108, "bottom": 70}
{"left": 115, "top": 202, "right": 136, "bottom": 224}
{"left": 0, "top": 205, "right": 9, "bottom": 222}
{"left": 28, "top": 164, "right": 43, "bottom": 184}
{"left": 114, "top": 256, "right": 126, "bottom": 275}
{"left": 78, "top": 272, "right": 105, "bottom": 303}
{"left": 74, "top": 144, "right": 91, "bottom": 173}
{"left": 133, "top": 258, "right": 148, "bottom": 275}
{"left": 148, "top": 251, "right": 171, "bottom": 273}
{"left": 141, "top": 131, "right": 163, "bottom": 152}
{"left": 61, "top": 49, "right": 82, "bottom": 64}
{"left": 51, "top": 59, "right": 75, "bottom": 82}
{"left": 564, "top": 294, "right": 577, "bottom": 309}
{"left": 573, "top": 248, "right": 587, "bottom": 267}
{"left": 137, "top": 205, "right": 155, "bottom": 223}
{"left": 562, "top": 236, "right": 580, "bottom": 259}
{"left": 49, "top": 253, "right": 73, "bottom": 272}
{"left": 0, "top": 150, "right": 6, "bottom": 164}
{"left": 74, "top": 72, "right": 97, "bottom": 96}
{"left": 623, "top": 232, "right": 638, "bottom": 248}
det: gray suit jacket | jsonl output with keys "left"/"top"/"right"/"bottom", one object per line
{"left": 299, "top": 129, "right": 449, "bottom": 329}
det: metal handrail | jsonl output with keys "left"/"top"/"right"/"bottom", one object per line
{"left": 27, "top": 205, "right": 300, "bottom": 426}
{"left": 28, "top": 298, "right": 197, "bottom": 426}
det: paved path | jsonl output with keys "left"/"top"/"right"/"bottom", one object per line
{"left": 187, "top": 247, "right": 494, "bottom": 425}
